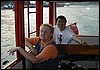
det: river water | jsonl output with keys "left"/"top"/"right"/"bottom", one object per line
{"left": 1, "top": 4, "right": 99, "bottom": 68}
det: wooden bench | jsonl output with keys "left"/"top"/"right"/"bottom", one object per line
{"left": 56, "top": 44, "right": 99, "bottom": 61}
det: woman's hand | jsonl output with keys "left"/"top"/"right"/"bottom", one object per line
{"left": 29, "top": 46, "right": 38, "bottom": 56}
{"left": 25, "top": 38, "right": 31, "bottom": 47}
{"left": 7, "top": 47, "right": 20, "bottom": 55}
{"left": 25, "top": 38, "right": 38, "bottom": 55}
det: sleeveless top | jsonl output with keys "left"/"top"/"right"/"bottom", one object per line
{"left": 32, "top": 39, "right": 59, "bottom": 69}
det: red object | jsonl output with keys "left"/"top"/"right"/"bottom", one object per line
{"left": 69, "top": 22, "right": 79, "bottom": 35}
{"left": 36, "top": 1, "right": 43, "bottom": 36}
{"left": 49, "top": 2, "right": 54, "bottom": 25}
{"left": 59, "top": 34, "right": 62, "bottom": 43}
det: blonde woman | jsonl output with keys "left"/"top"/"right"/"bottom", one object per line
{"left": 8, "top": 23, "right": 59, "bottom": 69}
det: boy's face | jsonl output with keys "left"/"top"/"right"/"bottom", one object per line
{"left": 57, "top": 18, "right": 66, "bottom": 31}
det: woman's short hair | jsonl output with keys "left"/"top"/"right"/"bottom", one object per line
{"left": 40, "top": 23, "right": 54, "bottom": 33}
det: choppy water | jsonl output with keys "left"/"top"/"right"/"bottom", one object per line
{"left": 57, "top": 5, "right": 99, "bottom": 35}
{"left": 1, "top": 4, "right": 99, "bottom": 68}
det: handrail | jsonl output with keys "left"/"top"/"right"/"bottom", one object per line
{"left": 3, "top": 59, "right": 22, "bottom": 69}
{"left": 30, "top": 31, "right": 36, "bottom": 34}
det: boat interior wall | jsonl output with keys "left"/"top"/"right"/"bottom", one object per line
{"left": 70, "top": 36, "right": 99, "bottom": 45}
{"left": 11, "top": 61, "right": 23, "bottom": 69}
{"left": 9, "top": 60, "right": 33, "bottom": 69}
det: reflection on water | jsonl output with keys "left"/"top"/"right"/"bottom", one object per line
{"left": 1, "top": 3, "right": 99, "bottom": 68}
{"left": 1, "top": 9, "right": 16, "bottom": 68}
{"left": 57, "top": 4, "right": 99, "bottom": 35}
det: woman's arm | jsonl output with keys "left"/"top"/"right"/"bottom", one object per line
{"left": 8, "top": 47, "right": 45, "bottom": 64}
{"left": 25, "top": 38, "right": 38, "bottom": 55}
{"left": 25, "top": 38, "right": 33, "bottom": 48}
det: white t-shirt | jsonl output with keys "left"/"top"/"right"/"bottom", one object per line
{"left": 53, "top": 25, "right": 74, "bottom": 44}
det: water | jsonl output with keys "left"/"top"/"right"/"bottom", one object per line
{"left": 56, "top": 4, "right": 99, "bottom": 35}
{"left": 1, "top": 4, "right": 99, "bottom": 69}
{"left": 1, "top": 9, "right": 16, "bottom": 68}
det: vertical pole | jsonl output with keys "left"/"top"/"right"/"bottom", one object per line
{"left": 49, "top": 2, "right": 54, "bottom": 25}
{"left": 49, "top": 1, "right": 56, "bottom": 26}
{"left": 36, "top": 1, "right": 43, "bottom": 36}
{"left": 14, "top": 1, "right": 26, "bottom": 69}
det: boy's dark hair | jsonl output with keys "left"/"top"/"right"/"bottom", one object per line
{"left": 56, "top": 15, "right": 67, "bottom": 24}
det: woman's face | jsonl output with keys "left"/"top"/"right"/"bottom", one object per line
{"left": 57, "top": 18, "right": 66, "bottom": 31}
{"left": 40, "top": 26, "right": 53, "bottom": 41}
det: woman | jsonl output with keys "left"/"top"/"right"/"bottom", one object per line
{"left": 8, "top": 23, "right": 59, "bottom": 69}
